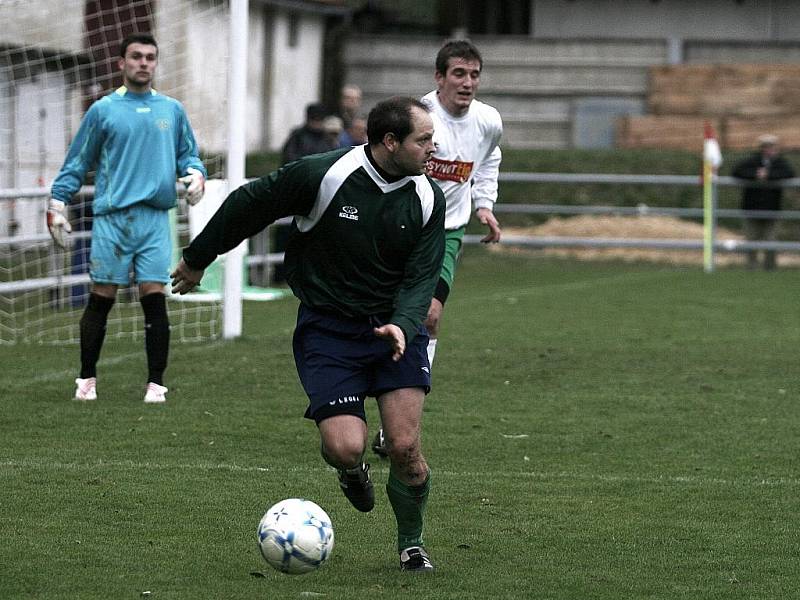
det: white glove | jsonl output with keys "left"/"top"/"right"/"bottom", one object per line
{"left": 46, "top": 199, "right": 72, "bottom": 249}
{"left": 179, "top": 167, "right": 205, "bottom": 205}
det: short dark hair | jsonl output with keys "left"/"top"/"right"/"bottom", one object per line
{"left": 435, "top": 39, "right": 483, "bottom": 76}
{"left": 120, "top": 33, "right": 158, "bottom": 58}
{"left": 305, "top": 103, "right": 327, "bottom": 122}
{"left": 367, "top": 96, "right": 428, "bottom": 146}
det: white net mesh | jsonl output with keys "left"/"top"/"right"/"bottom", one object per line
{"left": 0, "top": 0, "right": 227, "bottom": 344}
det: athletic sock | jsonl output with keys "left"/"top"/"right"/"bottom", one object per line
{"left": 427, "top": 338, "right": 438, "bottom": 366}
{"left": 141, "top": 293, "right": 170, "bottom": 386}
{"left": 79, "top": 293, "right": 115, "bottom": 378}
{"left": 386, "top": 468, "right": 430, "bottom": 551}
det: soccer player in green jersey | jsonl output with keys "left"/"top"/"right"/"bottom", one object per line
{"left": 171, "top": 96, "right": 445, "bottom": 572}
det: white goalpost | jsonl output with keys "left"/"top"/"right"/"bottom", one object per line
{"left": 0, "top": 0, "right": 256, "bottom": 345}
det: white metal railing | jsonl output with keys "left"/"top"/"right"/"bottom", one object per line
{"left": 489, "top": 172, "right": 800, "bottom": 260}
{"left": 3, "top": 172, "right": 800, "bottom": 284}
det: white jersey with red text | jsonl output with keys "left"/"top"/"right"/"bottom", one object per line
{"left": 421, "top": 90, "right": 503, "bottom": 230}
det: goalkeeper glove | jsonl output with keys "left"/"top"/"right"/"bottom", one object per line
{"left": 179, "top": 167, "right": 205, "bottom": 205}
{"left": 46, "top": 199, "right": 72, "bottom": 249}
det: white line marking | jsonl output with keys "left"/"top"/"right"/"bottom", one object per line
{"left": 19, "top": 341, "right": 228, "bottom": 385}
{"left": 1, "top": 458, "right": 796, "bottom": 488}
{"left": 451, "top": 269, "right": 671, "bottom": 304}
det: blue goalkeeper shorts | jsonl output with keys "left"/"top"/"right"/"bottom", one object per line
{"left": 292, "top": 304, "right": 431, "bottom": 424}
{"left": 89, "top": 203, "right": 172, "bottom": 285}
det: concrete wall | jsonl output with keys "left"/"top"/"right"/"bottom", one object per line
{"left": 264, "top": 10, "right": 327, "bottom": 153}
{"left": 156, "top": 3, "right": 326, "bottom": 154}
{"left": 0, "top": 0, "right": 329, "bottom": 167}
{"left": 0, "top": 0, "right": 84, "bottom": 52}
{"left": 345, "top": 35, "right": 666, "bottom": 149}
{"left": 530, "top": 0, "right": 800, "bottom": 41}
{"left": 345, "top": 33, "right": 800, "bottom": 150}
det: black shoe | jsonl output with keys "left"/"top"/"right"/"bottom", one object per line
{"left": 337, "top": 463, "right": 374, "bottom": 512}
{"left": 399, "top": 546, "right": 435, "bottom": 572}
{"left": 371, "top": 428, "right": 388, "bottom": 458}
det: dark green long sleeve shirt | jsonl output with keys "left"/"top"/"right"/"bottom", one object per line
{"left": 183, "top": 146, "right": 446, "bottom": 342}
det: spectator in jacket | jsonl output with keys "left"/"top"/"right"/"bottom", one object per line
{"left": 732, "top": 134, "right": 795, "bottom": 270}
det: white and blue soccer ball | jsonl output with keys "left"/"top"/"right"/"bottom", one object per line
{"left": 257, "top": 498, "right": 334, "bottom": 575}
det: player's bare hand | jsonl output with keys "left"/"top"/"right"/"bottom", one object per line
{"left": 373, "top": 324, "right": 406, "bottom": 361}
{"left": 476, "top": 207, "right": 501, "bottom": 243}
{"left": 170, "top": 258, "right": 204, "bottom": 295}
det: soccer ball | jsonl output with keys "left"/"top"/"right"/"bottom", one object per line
{"left": 257, "top": 498, "right": 334, "bottom": 575}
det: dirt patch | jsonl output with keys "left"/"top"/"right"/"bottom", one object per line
{"left": 490, "top": 215, "right": 800, "bottom": 266}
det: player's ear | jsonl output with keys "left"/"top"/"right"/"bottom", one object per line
{"left": 117, "top": 56, "right": 125, "bottom": 72}
{"left": 382, "top": 132, "right": 399, "bottom": 153}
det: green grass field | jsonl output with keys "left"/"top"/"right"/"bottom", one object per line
{"left": 2, "top": 252, "right": 798, "bottom": 599}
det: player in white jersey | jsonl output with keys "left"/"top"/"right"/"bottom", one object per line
{"left": 373, "top": 40, "right": 503, "bottom": 457}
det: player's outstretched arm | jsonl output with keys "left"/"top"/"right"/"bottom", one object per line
{"left": 476, "top": 207, "right": 501, "bottom": 243}
{"left": 170, "top": 258, "right": 205, "bottom": 295}
{"left": 373, "top": 324, "right": 406, "bottom": 362}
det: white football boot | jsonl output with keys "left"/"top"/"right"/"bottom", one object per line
{"left": 74, "top": 377, "right": 97, "bottom": 401}
{"left": 144, "top": 382, "right": 168, "bottom": 403}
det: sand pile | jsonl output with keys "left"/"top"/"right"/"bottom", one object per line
{"left": 491, "top": 215, "right": 800, "bottom": 266}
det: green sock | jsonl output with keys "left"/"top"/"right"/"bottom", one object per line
{"left": 386, "top": 468, "right": 430, "bottom": 552}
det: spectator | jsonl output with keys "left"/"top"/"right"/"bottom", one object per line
{"left": 275, "top": 104, "right": 341, "bottom": 283}
{"left": 732, "top": 134, "right": 795, "bottom": 270}
{"left": 339, "top": 115, "right": 368, "bottom": 148}
{"left": 281, "top": 103, "right": 334, "bottom": 164}
{"left": 323, "top": 115, "right": 344, "bottom": 148}
{"left": 338, "top": 84, "right": 363, "bottom": 129}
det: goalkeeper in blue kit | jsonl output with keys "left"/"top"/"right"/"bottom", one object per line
{"left": 47, "top": 33, "right": 207, "bottom": 403}
{"left": 171, "top": 97, "right": 445, "bottom": 572}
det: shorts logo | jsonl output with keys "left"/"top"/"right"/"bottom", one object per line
{"left": 338, "top": 205, "right": 359, "bottom": 221}
{"left": 421, "top": 366, "right": 430, "bottom": 373}
{"left": 329, "top": 395, "right": 360, "bottom": 406}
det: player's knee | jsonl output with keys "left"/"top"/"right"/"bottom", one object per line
{"left": 385, "top": 432, "right": 421, "bottom": 464}
{"left": 320, "top": 436, "right": 365, "bottom": 469}
{"left": 388, "top": 444, "right": 428, "bottom": 485}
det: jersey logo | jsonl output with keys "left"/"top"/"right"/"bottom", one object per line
{"left": 155, "top": 119, "right": 170, "bottom": 130}
{"left": 427, "top": 157, "right": 474, "bottom": 183}
{"left": 338, "top": 205, "right": 359, "bottom": 221}
{"left": 136, "top": 107, "right": 151, "bottom": 113}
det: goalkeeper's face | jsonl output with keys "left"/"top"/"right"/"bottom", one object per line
{"left": 119, "top": 42, "right": 158, "bottom": 91}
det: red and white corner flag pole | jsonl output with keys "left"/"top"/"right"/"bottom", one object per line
{"left": 702, "top": 122, "right": 723, "bottom": 273}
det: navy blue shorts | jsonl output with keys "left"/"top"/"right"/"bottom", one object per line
{"left": 292, "top": 304, "right": 431, "bottom": 423}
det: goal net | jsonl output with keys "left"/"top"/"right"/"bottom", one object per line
{"left": 0, "top": 0, "right": 229, "bottom": 345}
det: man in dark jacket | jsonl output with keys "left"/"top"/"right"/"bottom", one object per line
{"left": 281, "top": 103, "right": 336, "bottom": 164}
{"left": 732, "top": 134, "right": 795, "bottom": 270}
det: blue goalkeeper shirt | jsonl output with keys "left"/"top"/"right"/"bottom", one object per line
{"left": 51, "top": 86, "right": 206, "bottom": 215}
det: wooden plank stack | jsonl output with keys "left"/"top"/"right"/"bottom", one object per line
{"left": 616, "top": 64, "right": 800, "bottom": 150}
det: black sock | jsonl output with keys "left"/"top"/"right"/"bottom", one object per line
{"left": 141, "top": 293, "right": 170, "bottom": 386}
{"left": 79, "top": 293, "right": 115, "bottom": 378}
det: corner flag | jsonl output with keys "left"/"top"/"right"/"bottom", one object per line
{"left": 702, "top": 122, "right": 722, "bottom": 272}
